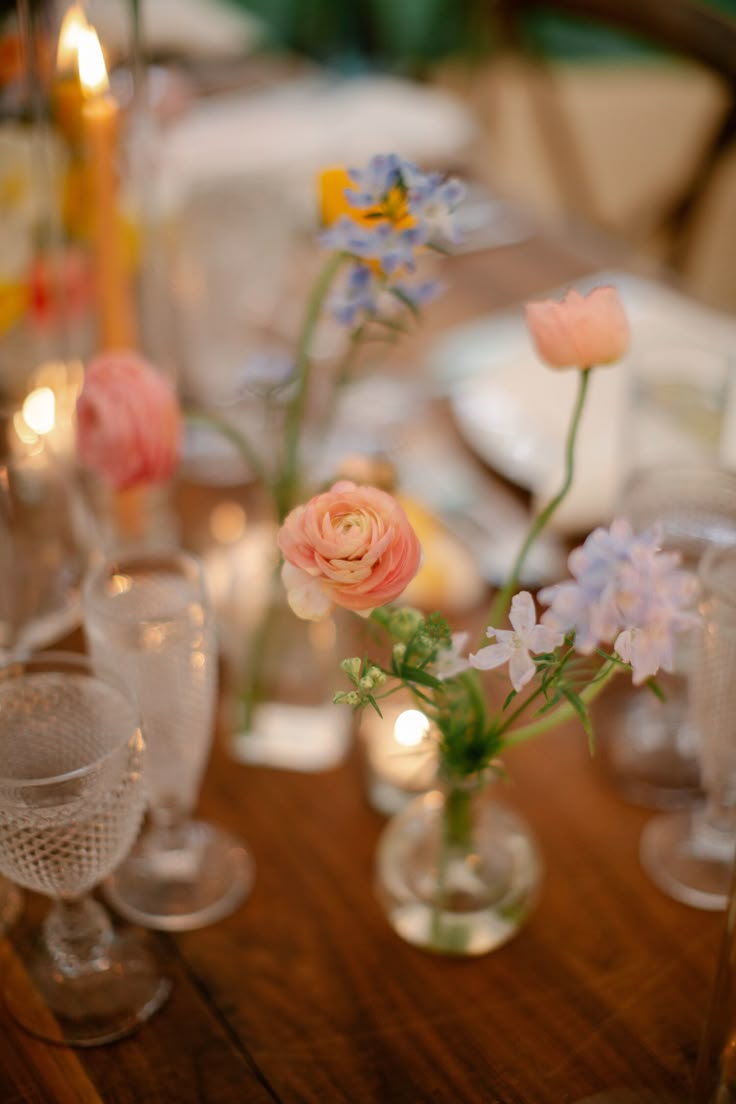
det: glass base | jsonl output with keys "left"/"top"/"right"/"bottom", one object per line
{"left": 0, "top": 878, "right": 22, "bottom": 935}
{"left": 104, "top": 820, "right": 254, "bottom": 931}
{"left": 375, "top": 790, "right": 542, "bottom": 956}
{"left": 3, "top": 926, "right": 171, "bottom": 1047}
{"left": 639, "top": 809, "right": 735, "bottom": 910}
{"left": 595, "top": 679, "right": 702, "bottom": 810}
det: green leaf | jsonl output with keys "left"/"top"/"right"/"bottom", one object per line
{"left": 502, "top": 688, "right": 517, "bottom": 711}
{"left": 645, "top": 677, "right": 666, "bottom": 702}
{"left": 389, "top": 286, "right": 421, "bottom": 318}
{"left": 373, "top": 316, "right": 409, "bottom": 334}
{"left": 563, "top": 687, "right": 593, "bottom": 740}
{"left": 367, "top": 696, "right": 383, "bottom": 719}
{"left": 538, "top": 694, "right": 562, "bottom": 715}
{"left": 398, "top": 665, "right": 444, "bottom": 690}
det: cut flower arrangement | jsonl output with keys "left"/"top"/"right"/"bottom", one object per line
{"left": 75, "top": 156, "right": 699, "bottom": 955}
{"left": 273, "top": 284, "right": 699, "bottom": 954}
{"left": 76, "top": 153, "right": 469, "bottom": 745}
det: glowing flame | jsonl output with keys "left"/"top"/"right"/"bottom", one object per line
{"left": 393, "top": 709, "right": 430, "bottom": 749}
{"left": 77, "top": 26, "right": 109, "bottom": 96}
{"left": 56, "top": 4, "right": 88, "bottom": 71}
{"left": 22, "top": 387, "right": 56, "bottom": 436}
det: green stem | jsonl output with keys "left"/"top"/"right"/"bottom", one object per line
{"left": 495, "top": 645, "right": 577, "bottom": 738}
{"left": 486, "top": 368, "right": 592, "bottom": 635}
{"left": 237, "top": 562, "right": 283, "bottom": 735}
{"left": 184, "top": 410, "right": 271, "bottom": 492}
{"left": 503, "top": 659, "right": 619, "bottom": 748}
{"left": 276, "top": 251, "right": 348, "bottom": 520}
{"left": 316, "top": 326, "right": 365, "bottom": 442}
{"left": 443, "top": 783, "right": 474, "bottom": 849}
{"left": 431, "top": 775, "right": 481, "bottom": 952}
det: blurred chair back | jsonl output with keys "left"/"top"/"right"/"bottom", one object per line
{"left": 488, "top": 0, "right": 736, "bottom": 271}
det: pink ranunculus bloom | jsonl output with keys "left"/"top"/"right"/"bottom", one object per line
{"left": 525, "top": 285, "right": 630, "bottom": 370}
{"left": 76, "top": 351, "right": 182, "bottom": 490}
{"left": 277, "top": 480, "right": 422, "bottom": 620}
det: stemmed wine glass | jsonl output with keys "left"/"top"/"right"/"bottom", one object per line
{"left": 82, "top": 549, "right": 254, "bottom": 930}
{"left": 0, "top": 397, "right": 97, "bottom": 946}
{"left": 0, "top": 651, "right": 171, "bottom": 1046}
{"left": 641, "top": 543, "right": 736, "bottom": 910}
{"left": 599, "top": 467, "right": 736, "bottom": 810}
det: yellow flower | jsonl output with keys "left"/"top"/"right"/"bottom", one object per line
{"left": 318, "top": 165, "right": 413, "bottom": 232}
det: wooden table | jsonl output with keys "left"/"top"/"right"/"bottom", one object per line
{"left": 0, "top": 230, "right": 724, "bottom": 1103}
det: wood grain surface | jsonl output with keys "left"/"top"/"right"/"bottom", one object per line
{"left": 0, "top": 233, "right": 722, "bottom": 1103}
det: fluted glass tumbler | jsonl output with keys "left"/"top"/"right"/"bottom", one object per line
{"left": 0, "top": 652, "right": 170, "bottom": 1046}
{"left": 83, "top": 549, "right": 254, "bottom": 931}
{"left": 641, "top": 544, "right": 736, "bottom": 909}
{"left": 0, "top": 399, "right": 93, "bottom": 655}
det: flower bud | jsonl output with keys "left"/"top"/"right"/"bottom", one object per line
{"left": 341, "top": 657, "right": 362, "bottom": 678}
{"left": 333, "top": 690, "right": 361, "bottom": 706}
{"left": 389, "top": 608, "right": 424, "bottom": 641}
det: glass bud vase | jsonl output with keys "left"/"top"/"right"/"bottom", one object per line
{"left": 375, "top": 770, "right": 543, "bottom": 956}
{"left": 224, "top": 543, "right": 355, "bottom": 773}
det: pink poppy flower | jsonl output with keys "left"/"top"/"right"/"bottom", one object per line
{"left": 278, "top": 480, "right": 422, "bottom": 620}
{"left": 76, "top": 351, "right": 181, "bottom": 489}
{"left": 525, "top": 286, "right": 629, "bottom": 370}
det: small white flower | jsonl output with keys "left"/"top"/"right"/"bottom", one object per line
{"left": 469, "top": 592, "right": 563, "bottom": 692}
{"left": 431, "top": 632, "right": 471, "bottom": 680}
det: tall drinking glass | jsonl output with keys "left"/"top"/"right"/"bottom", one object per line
{"left": 641, "top": 543, "right": 736, "bottom": 909}
{"left": 0, "top": 652, "right": 170, "bottom": 1046}
{"left": 83, "top": 549, "right": 253, "bottom": 930}
{"left": 0, "top": 399, "right": 93, "bottom": 654}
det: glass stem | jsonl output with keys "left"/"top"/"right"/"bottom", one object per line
{"left": 701, "top": 787, "right": 736, "bottom": 839}
{"left": 149, "top": 801, "right": 192, "bottom": 850}
{"left": 43, "top": 896, "right": 113, "bottom": 978}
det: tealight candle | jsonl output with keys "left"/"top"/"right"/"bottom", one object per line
{"left": 25, "top": 359, "right": 84, "bottom": 460}
{"left": 361, "top": 698, "right": 438, "bottom": 816}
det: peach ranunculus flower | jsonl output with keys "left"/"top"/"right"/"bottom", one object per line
{"left": 525, "top": 285, "right": 629, "bottom": 370}
{"left": 277, "top": 480, "right": 422, "bottom": 620}
{"left": 76, "top": 351, "right": 181, "bottom": 490}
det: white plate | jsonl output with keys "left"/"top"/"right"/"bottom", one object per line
{"left": 430, "top": 271, "right": 736, "bottom": 534}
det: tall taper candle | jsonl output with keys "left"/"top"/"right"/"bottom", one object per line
{"left": 78, "top": 26, "right": 136, "bottom": 350}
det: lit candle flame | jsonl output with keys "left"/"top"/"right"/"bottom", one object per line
{"left": 393, "top": 709, "right": 431, "bottom": 749}
{"left": 56, "top": 4, "right": 88, "bottom": 71}
{"left": 22, "top": 388, "right": 56, "bottom": 436}
{"left": 77, "top": 26, "right": 109, "bottom": 96}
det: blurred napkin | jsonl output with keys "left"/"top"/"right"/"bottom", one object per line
{"left": 86, "top": 0, "right": 264, "bottom": 60}
{"left": 431, "top": 271, "right": 736, "bottom": 535}
{"left": 158, "top": 74, "right": 478, "bottom": 213}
